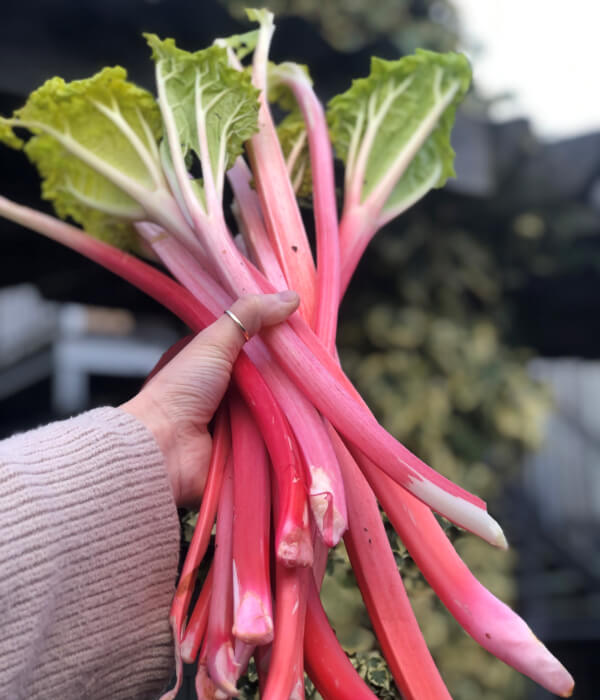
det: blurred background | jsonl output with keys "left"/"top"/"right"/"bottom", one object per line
{"left": 1, "top": 1, "right": 599, "bottom": 698}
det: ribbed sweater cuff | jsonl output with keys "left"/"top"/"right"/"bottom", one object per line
{"left": 0, "top": 407, "right": 180, "bottom": 700}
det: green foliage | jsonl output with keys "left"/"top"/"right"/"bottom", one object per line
{"left": 0, "top": 66, "right": 163, "bottom": 249}
{"left": 276, "top": 110, "right": 312, "bottom": 197}
{"left": 147, "top": 34, "right": 259, "bottom": 198}
{"left": 328, "top": 51, "right": 471, "bottom": 214}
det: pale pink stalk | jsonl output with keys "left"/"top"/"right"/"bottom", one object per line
{"left": 234, "top": 640, "right": 255, "bottom": 675}
{"left": 274, "top": 64, "right": 340, "bottom": 353}
{"left": 205, "top": 457, "right": 239, "bottom": 696}
{"left": 227, "top": 158, "right": 288, "bottom": 291}
{"left": 246, "top": 12, "right": 317, "bottom": 322}
{"left": 229, "top": 392, "right": 274, "bottom": 644}
{"left": 351, "top": 448, "right": 575, "bottom": 697}
{"left": 135, "top": 222, "right": 232, "bottom": 312}
{"left": 338, "top": 205, "right": 377, "bottom": 296}
{"left": 260, "top": 318, "right": 506, "bottom": 546}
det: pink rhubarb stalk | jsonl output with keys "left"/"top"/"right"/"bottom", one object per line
{"left": 262, "top": 564, "right": 310, "bottom": 700}
{"left": 170, "top": 406, "right": 230, "bottom": 641}
{"left": 330, "top": 428, "right": 452, "bottom": 700}
{"left": 180, "top": 566, "right": 214, "bottom": 664}
{"left": 229, "top": 391, "right": 274, "bottom": 644}
{"left": 227, "top": 158, "right": 288, "bottom": 292}
{"left": 233, "top": 364, "right": 312, "bottom": 568}
{"left": 304, "top": 576, "right": 378, "bottom": 700}
{"left": 273, "top": 63, "right": 340, "bottom": 353}
{"left": 351, "top": 448, "right": 575, "bottom": 698}
{"left": 260, "top": 318, "right": 506, "bottom": 546}
{"left": 205, "top": 456, "right": 239, "bottom": 695}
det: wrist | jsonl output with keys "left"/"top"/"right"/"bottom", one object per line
{"left": 121, "top": 394, "right": 181, "bottom": 504}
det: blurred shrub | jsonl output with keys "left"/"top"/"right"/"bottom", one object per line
{"left": 219, "top": 0, "right": 458, "bottom": 54}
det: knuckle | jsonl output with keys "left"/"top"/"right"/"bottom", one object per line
{"left": 235, "top": 294, "right": 265, "bottom": 335}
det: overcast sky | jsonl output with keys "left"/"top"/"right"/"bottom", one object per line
{"left": 453, "top": 0, "right": 600, "bottom": 141}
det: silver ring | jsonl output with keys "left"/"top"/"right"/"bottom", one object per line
{"left": 224, "top": 309, "right": 250, "bottom": 342}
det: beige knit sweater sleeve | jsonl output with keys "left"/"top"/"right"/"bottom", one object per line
{"left": 0, "top": 407, "right": 180, "bottom": 700}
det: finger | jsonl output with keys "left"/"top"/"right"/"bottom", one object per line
{"left": 198, "top": 290, "right": 300, "bottom": 365}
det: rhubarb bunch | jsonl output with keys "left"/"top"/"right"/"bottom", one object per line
{"left": 0, "top": 7, "right": 574, "bottom": 698}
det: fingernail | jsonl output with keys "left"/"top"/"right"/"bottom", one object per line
{"left": 277, "top": 290, "right": 299, "bottom": 304}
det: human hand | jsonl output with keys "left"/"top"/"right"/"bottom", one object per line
{"left": 122, "top": 291, "right": 300, "bottom": 507}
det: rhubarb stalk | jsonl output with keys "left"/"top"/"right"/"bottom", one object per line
{"left": 204, "top": 456, "right": 239, "bottom": 695}
{"left": 229, "top": 391, "right": 274, "bottom": 644}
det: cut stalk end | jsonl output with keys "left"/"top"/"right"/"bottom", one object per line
{"left": 310, "top": 491, "right": 347, "bottom": 547}
{"left": 409, "top": 476, "right": 508, "bottom": 547}
{"left": 207, "top": 642, "right": 240, "bottom": 697}
{"left": 276, "top": 527, "right": 314, "bottom": 567}
{"left": 233, "top": 592, "right": 274, "bottom": 645}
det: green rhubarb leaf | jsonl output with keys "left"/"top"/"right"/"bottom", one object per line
{"left": 0, "top": 121, "right": 24, "bottom": 150}
{"left": 146, "top": 34, "right": 259, "bottom": 205}
{"left": 0, "top": 66, "right": 164, "bottom": 248}
{"left": 276, "top": 111, "right": 312, "bottom": 198}
{"left": 214, "top": 28, "right": 259, "bottom": 62}
{"left": 327, "top": 50, "right": 471, "bottom": 218}
{"left": 245, "top": 7, "right": 273, "bottom": 26}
